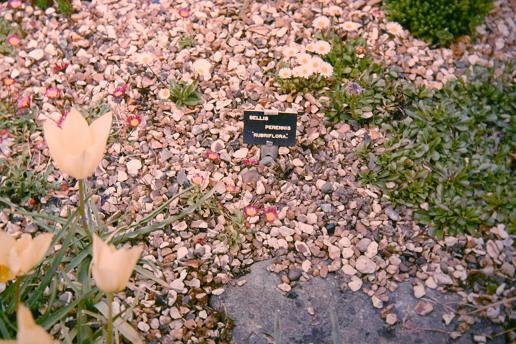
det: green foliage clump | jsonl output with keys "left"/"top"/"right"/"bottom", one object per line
{"left": 323, "top": 38, "right": 425, "bottom": 124}
{"left": 178, "top": 35, "right": 196, "bottom": 50}
{"left": 383, "top": 0, "right": 493, "bottom": 46}
{"left": 168, "top": 80, "right": 203, "bottom": 108}
{"left": 33, "top": 0, "right": 73, "bottom": 16}
{"left": 0, "top": 154, "right": 54, "bottom": 206}
{"left": 0, "top": 18, "right": 23, "bottom": 56}
{"left": 55, "top": 0, "right": 73, "bottom": 16}
{"left": 276, "top": 36, "right": 426, "bottom": 124}
{"left": 276, "top": 71, "right": 328, "bottom": 95}
{"left": 360, "top": 67, "right": 515, "bottom": 236}
{"left": 0, "top": 102, "right": 37, "bottom": 144}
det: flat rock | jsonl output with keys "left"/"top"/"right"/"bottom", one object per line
{"left": 211, "top": 260, "right": 504, "bottom": 344}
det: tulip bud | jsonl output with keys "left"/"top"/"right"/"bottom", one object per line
{"left": 43, "top": 108, "right": 112, "bottom": 180}
{"left": 91, "top": 234, "right": 142, "bottom": 293}
{"left": 12, "top": 304, "right": 59, "bottom": 344}
{"left": 0, "top": 231, "right": 53, "bottom": 282}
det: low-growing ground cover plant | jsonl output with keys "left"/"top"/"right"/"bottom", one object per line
{"left": 323, "top": 37, "right": 425, "bottom": 124}
{"left": 32, "top": 0, "right": 73, "bottom": 16}
{"left": 383, "top": 0, "right": 493, "bottom": 46}
{"left": 0, "top": 18, "right": 24, "bottom": 56}
{"left": 277, "top": 35, "right": 426, "bottom": 125}
{"left": 0, "top": 153, "right": 54, "bottom": 207}
{"left": 360, "top": 66, "right": 515, "bottom": 236}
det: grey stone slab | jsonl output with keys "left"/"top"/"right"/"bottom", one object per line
{"left": 210, "top": 260, "right": 504, "bottom": 344}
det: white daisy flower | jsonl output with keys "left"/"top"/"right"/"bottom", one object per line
{"left": 309, "top": 56, "right": 324, "bottom": 71}
{"left": 386, "top": 22, "right": 404, "bottom": 36}
{"left": 278, "top": 68, "right": 292, "bottom": 79}
{"left": 298, "top": 64, "right": 314, "bottom": 79}
{"left": 342, "top": 21, "right": 361, "bottom": 32}
{"left": 282, "top": 44, "right": 299, "bottom": 58}
{"left": 314, "top": 40, "right": 332, "bottom": 55}
{"left": 313, "top": 16, "right": 330, "bottom": 30}
{"left": 318, "top": 62, "right": 333, "bottom": 78}
{"left": 158, "top": 88, "right": 171, "bottom": 100}
{"left": 306, "top": 42, "right": 316, "bottom": 53}
{"left": 192, "top": 58, "right": 212, "bottom": 79}
{"left": 296, "top": 53, "right": 312, "bottom": 65}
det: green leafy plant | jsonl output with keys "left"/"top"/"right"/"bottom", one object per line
{"left": 360, "top": 66, "right": 515, "bottom": 236}
{"left": 324, "top": 37, "right": 373, "bottom": 80}
{"left": 168, "top": 80, "right": 203, "bottom": 108}
{"left": 55, "top": 0, "right": 73, "bottom": 16}
{"left": 0, "top": 18, "right": 24, "bottom": 56}
{"left": 383, "top": 0, "right": 493, "bottom": 46}
{"left": 276, "top": 73, "right": 328, "bottom": 94}
{"left": 0, "top": 153, "right": 54, "bottom": 207}
{"left": 0, "top": 102, "right": 37, "bottom": 144}
{"left": 32, "top": 0, "right": 73, "bottom": 15}
{"left": 33, "top": 0, "right": 53, "bottom": 10}
{"left": 322, "top": 38, "right": 426, "bottom": 124}
{"left": 178, "top": 35, "right": 196, "bottom": 50}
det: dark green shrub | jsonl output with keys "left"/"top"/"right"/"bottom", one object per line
{"left": 360, "top": 66, "right": 515, "bottom": 236}
{"left": 383, "top": 0, "right": 493, "bottom": 46}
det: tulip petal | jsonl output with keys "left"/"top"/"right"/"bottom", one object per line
{"left": 0, "top": 231, "right": 16, "bottom": 282}
{"left": 56, "top": 150, "right": 91, "bottom": 180}
{"left": 17, "top": 304, "right": 58, "bottom": 344}
{"left": 92, "top": 234, "right": 119, "bottom": 292}
{"left": 9, "top": 233, "right": 53, "bottom": 276}
{"left": 61, "top": 108, "right": 92, "bottom": 155}
{"left": 92, "top": 235, "right": 142, "bottom": 292}
{"left": 17, "top": 304, "right": 36, "bottom": 328}
{"left": 112, "top": 246, "right": 143, "bottom": 291}
{"left": 89, "top": 112, "right": 113, "bottom": 144}
{"left": 43, "top": 119, "right": 90, "bottom": 179}
{"left": 79, "top": 112, "right": 112, "bottom": 179}
{"left": 0, "top": 231, "right": 16, "bottom": 264}
{"left": 43, "top": 120, "right": 68, "bottom": 172}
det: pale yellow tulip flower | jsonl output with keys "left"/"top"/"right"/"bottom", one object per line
{"left": 91, "top": 234, "right": 142, "bottom": 293}
{"left": 0, "top": 231, "right": 53, "bottom": 283}
{"left": 0, "top": 304, "right": 59, "bottom": 344}
{"left": 43, "top": 108, "right": 112, "bottom": 180}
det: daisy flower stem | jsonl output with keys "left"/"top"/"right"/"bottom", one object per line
{"left": 350, "top": 97, "right": 358, "bottom": 120}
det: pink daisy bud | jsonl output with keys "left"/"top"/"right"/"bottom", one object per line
{"left": 242, "top": 158, "right": 258, "bottom": 166}
{"left": 34, "top": 137, "right": 45, "bottom": 150}
{"left": 7, "top": 34, "right": 21, "bottom": 47}
{"left": 225, "top": 183, "right": 237, "bottom": 193}
{"left": 244, "top": 206, "right": 259, "bottom": 217}
{"left": 8, "top": 0, "right": 22, "bottom": 9}
{"left": 127, "top": 115, "right": 142, "bottom": 128}
{"left": 17, "top": 96, "right": 30, "bottom": 109}
{"left": 206, "top": 150, "right": 220, "bottom": 162}
{"left": 178, "top": 7, "right": 190, "bottom": 18}
{"left": 113, "top": 85, "right": 127, "bottom": 98}
{"left": 191, "top": 174, "right": 204, "bottom": 186}
{"left": 53, "top": 62, "right": 69, "bottom": 73}
{"left": 264, "top": 207, "right": 278, "bottom": 223}
{"left": 4, "top": 78, "right": 15, "bottom": 86}
{"left": 45, "top": 87, "right": 60, "bottom": 99}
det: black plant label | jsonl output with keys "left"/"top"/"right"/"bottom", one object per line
{"left": 243, "top": 110, "right": 297, "bottom": 146}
